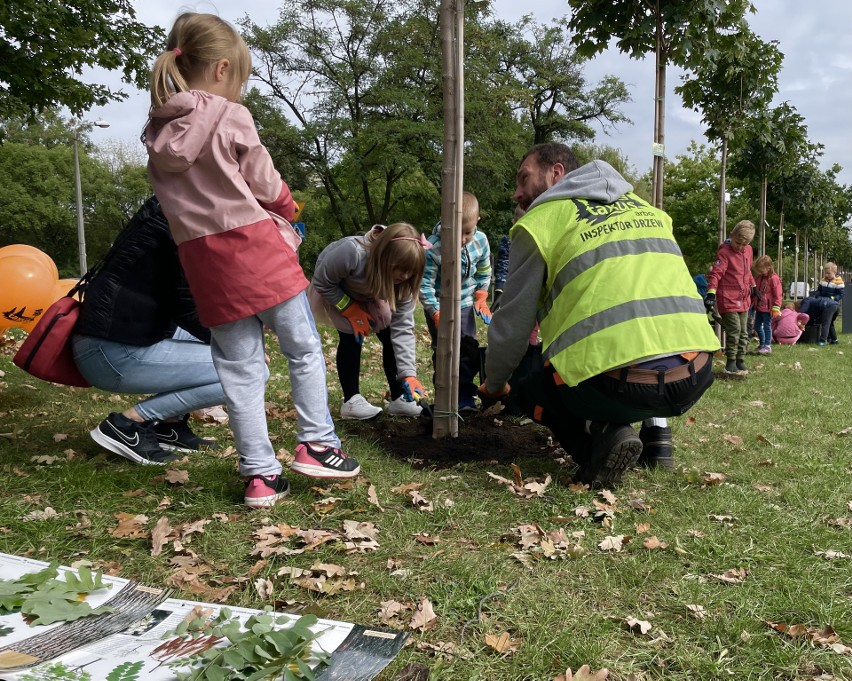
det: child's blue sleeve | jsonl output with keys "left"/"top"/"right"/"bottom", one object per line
{"left": 419, "top": 246, "right": 441, "bottom": 315}
{"left": 473, "top": 232, "right": 492, "bottom": 292}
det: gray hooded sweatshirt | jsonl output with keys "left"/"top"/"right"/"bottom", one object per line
{"left": 485, "top": 160, "right": 633, "bottom": 391}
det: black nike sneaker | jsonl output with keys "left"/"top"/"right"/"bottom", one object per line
{"left": 154, "top": 414, "right": 218, "bottom": 453}
{"left": 90, "top": 412, "right": 176, "bottom": 465}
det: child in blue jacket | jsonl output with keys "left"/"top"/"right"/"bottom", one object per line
{"left": 419, "top": 191, "right": 492, "bottom": 412}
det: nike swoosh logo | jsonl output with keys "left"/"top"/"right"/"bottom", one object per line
{"left": 158, "top": 430, "right": 180, "bottom": 443}
{"left": 105, "top": 421, "right": 140, "bottom": 447}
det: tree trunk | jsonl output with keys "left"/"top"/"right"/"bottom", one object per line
{"left": 776, "top": 211, "right": 784, "bottom": 287}
{"left": 718, "top": 138, "right": 728, "bottom": 244}
{"left": 651, "top": 4, "right": 665, "bottom": 209}
{"left": 793, "top": 230, "right": 800, "bottom": 300}
{"left": 758, "top": 175, "right": 767, "bottom": 257}
{"left": 434, "top": 0, "right": 464, "bottom": 439}
{"left": 803, "top": 234, "right": 809, "bottom": 297}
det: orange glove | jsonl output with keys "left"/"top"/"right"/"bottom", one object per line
{"left": 402, "top": 376, "right": 425, "bottom": 402}
{"left": 474, "top": 290, "right": 492, "bottom": 324}
{"left": 340, "top": 302, "right": 375, "bottom": 343}
{"left": 771, "top": 308, "right": 781, "bottom": 318}
{"left": 432, "top": 310, "right": 440, "bottom": 327}
{"left": 478, "top": 382, "right": 510, "bottom": 409}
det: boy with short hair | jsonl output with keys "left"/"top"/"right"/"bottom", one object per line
{"left": 419, "top": 191, "right": 492, "bottom": 412}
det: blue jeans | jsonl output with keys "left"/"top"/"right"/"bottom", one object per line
{"left": 755, "top": 310, "right": 772, "bottom": 346}
{"left": 72, "top": 328, "right": 225, "bottom": 422}
{"left": 210, "top": 292, "right": 339, "bottom": 477}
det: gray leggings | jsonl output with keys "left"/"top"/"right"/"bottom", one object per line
{"left": 210, "top": 292, "right": 339, "bottom": 477}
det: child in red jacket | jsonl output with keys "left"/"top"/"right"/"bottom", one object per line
{"left": 704, "top": 220, "right": 756, "bottom": 374}
{"left": 753, "top": 255, "right": 782, "bottom": 354}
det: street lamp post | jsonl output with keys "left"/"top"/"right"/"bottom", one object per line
{"left": 72, "top": 118, "right": 110, "bottom": 276}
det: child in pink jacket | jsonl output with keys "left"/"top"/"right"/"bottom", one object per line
{"left": 144, "top": 13, "right": 359, "bottom": 508}
{"left": 753, "top": 255, "right": 782, "bottom": 354}
{"left": 772, "top": 303, "right": 809, "bottom": 345}
{"left": 704, "top": 220, "right": 756, "bottom": 374}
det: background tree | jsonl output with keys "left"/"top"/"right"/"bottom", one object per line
{"left": 0, "top": 0, "right": 162, "bottom": 124}
{"left": 730, "top": 102, "right": 814, "bottom": 257}
{"left": 240, "top": 0, "right": 630, "bottom": 244}
{"left": 0, "top": 111, "right": 151, "bottom": 274}
{"left": 567, "top": 0, "right": 754, "bottom": 209}
{"left": 675, "top": 27, "right": 781, "bottom": 243}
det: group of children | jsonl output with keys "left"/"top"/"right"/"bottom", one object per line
{"left": 705, "top": 220, "right": 844, "bottom": 375}
{"left": 143, "top": 13, "right": 499, "bottom": 508}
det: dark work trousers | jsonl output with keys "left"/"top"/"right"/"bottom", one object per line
{"left": 336, "top": 328, "right": 403, "bottom": 402}
{"left": 426, "top": 306, "right": 480, "bottom": 400}
{"left": 507, "top": 347, "right": 714, "bottom": 467}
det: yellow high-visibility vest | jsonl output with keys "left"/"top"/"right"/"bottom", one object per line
{"left": 513, "top": 192, "right": 719, "bottom": 387}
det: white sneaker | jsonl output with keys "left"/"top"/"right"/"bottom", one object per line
{"left": 386, "top": 396, "right": 422, "bottom": 417}
{"left": 340, "top": 394, "right": 382, "bottom": 420}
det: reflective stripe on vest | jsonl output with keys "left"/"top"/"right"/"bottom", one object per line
{"left": 541, "top": 237, "right": 685, "bottom": 319}
{"left": 544, "top": 294, "right": 706, "bottom": 362}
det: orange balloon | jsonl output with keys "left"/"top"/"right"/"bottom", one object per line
{"left": 0, "top": 245, "right": 59, "bottom": 281}
{"left": 0, "top": 255, "right": 59, "bottom": 332}
{"left": 53, "top": 278, "right": 82, "bottom": 302}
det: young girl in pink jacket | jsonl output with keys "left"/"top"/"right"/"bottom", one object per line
{"left": 753, "top": 255, "right": 783, "bottom": 354}
{"left": 705, "top": 220, "right": 756, "bottom": 374}
{"left": 144, "top": 13, "right": 358, "bottom": 508}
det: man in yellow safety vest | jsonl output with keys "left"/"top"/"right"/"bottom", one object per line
{"left": 480, "top": 143, "right": 719, "bottom": 488}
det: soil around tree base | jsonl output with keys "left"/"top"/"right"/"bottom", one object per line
{"left": 339, "top": 408, "right": 566, "bottom": 470}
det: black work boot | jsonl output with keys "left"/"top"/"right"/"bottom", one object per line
{"left": 735, "top": 357, "right": 748, "bottom": 372}
{"left": 638, "top": 425, "right": 674, "bottom": 470}
{"left": 575, "top": 423, "right": 643, "bottom": 489}
{"left": 724, "top": 359, "right": 738, "bottom": 374}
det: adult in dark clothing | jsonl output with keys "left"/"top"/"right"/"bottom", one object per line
{"left": 73, "top": 197, "right": 222, "bottom": 465}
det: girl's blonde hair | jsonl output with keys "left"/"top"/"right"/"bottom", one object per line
{"left": 365, "top": 223, "right": 427, "bottom": 310}
{"left": 149, "top": 13, "right": 252, "bottom": 110}
{"left": 753, "top": 255, "right": 775, "bottom": 276}
{"left": 730, "top": 219, "right": 755, "bottom": 240}
{"left": 823, "top": 261, "right": 838, "bottom": 276}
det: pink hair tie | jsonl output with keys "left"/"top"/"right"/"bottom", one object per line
{"left": 173, "top": 47, "right": 182, "bottom": 57}
{"left": 392, "top": 234, "right": 433, "bottom": 250}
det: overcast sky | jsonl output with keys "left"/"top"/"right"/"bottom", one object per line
{"left": 84, "top": 0, "right": 852, "bottom": 187}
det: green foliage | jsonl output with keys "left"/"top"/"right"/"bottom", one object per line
{"left": 676, "top": 28, "right": 781, "bottom": 144}
{"left": 105, "top": 661, "right": 144, "bottom": 681}
{"left": 240, "top": 0, "right": 630, "bottom": 250}
{"left": 0, "top": 0, "right": 163, "bottom": 122}
{"left": 0, "top": 111, "right": 151, "bottom": 274}
{"left": 164, "top": 608, "right": 329, "bottom": 681}
{"left": 21, "top": 663, "right": 92, "bottom": 681}
{"left": 0, "top": 564, "right": 113, "bottom": 625}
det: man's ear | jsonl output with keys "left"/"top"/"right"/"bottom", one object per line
{"left": 550, "top": 162, "right": 565, "bottom": 183}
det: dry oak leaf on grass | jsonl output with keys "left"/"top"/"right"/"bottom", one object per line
{"left": 722, "top": 434, "right": 743, "bottom": 446}
{"left": 686, "top": 604, "right": 707, "bottom": 619}
{"left": 709, "top": 567, "right": 748, "bottom": 584}
{"left": 487, "top": 470, "right": 552, "bottom": 499}
{"left": 278, "top": 562, "right": 359, "bottom": 595}
{"left": 625, "top": 617, "right": 653, "bottom": 635}
{"left": 409, "top": 597, "right": 437, "bottom": 632}
{"left": 814, "top": 549, "right": 851, "bottom": 560}
{"left": 642, "top": 536, "right": 668, "bottom": 550}
{"left": 367, "top": 483, "right": 384, "bottom": 511}
{"left": 379, "top": 599, "right": 411, "bottom": 624}
{"left": 111, "top": 513, "right": 149, "bottom": 539}
{"left": 484, "top": 631, "right": 521, "bottom": 655}
{"left": 766, "top": 621, "right": 852, "bottom": 654}
{"left": 598, "top": 535, "right": 630, "bottom": 552}
{"left": 416, "top": 640, "right": 471, "bottom": 660}
{"left": 553, "top": 665, "right": 609, "bottom": 681}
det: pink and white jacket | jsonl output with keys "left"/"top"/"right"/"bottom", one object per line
{"left": 145, "top": 91, "right": 306, "bottom": 327}
{"left": 772, "top": 308, "right": 809, "bottom": 344}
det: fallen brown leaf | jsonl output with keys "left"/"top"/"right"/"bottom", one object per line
{"left": 409, "top": 597, "right": 437, "bottom": 631}
{"left": 484, "top": 631, "right": 520, "bottom": 655}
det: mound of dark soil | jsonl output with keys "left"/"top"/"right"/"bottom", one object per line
{"left": 339, "top": 407, "right": 565, "bottom": 470}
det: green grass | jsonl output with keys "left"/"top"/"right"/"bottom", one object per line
{"left": 1, "top": 320, "right": 851, "bottom": 681}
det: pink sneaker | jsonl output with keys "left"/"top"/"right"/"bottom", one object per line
{"left": 244, "top": 474, "right": 290, "bottom": 509}
{"left": 758, "top": 345, "right": 771, "bottom": 354}
{"left": 291, "top": 443, "right": 360, "bottom": 479}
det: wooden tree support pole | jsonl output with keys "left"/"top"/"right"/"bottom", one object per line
{"left": 434, "top": 0, "right": 464, "bottom": 439}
